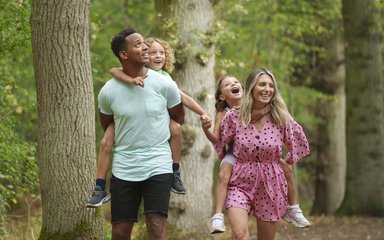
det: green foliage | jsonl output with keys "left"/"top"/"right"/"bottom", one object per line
{"left": 0, "top": 1, "right": 38, "bottom": 236}
{"left": 0, "top": 85, "right": 38, "bottom": 207}
{"left": 0, "top": 0, "right": 38, "bottom": 236}
{"left": 0, "top": 0, "right": 31, "bottom": 52}
{"left": 1, "top": 47, "right": 37, "bottom": 141}
{"left": 0, "top": 85, "right": 38, "bottom": 237}
{"left": 214, "top": 0, "right": 340, "bottom": 81}
{"left": 0, "top": 0, "right": 36, "bottom": 142}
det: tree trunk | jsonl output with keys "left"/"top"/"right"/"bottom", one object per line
{"left": 340, "top": 0, "right": 384, "bottom": 215}
{"left": 30, "top": 0, "right": 104, "bottom": 238}
{"left": 311, "top": 24, "right": 347, "bottom": 215}
{"left": 155, "top": 0, "right": 216, "bottom": 237}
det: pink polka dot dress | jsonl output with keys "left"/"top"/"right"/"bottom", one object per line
{"left": 214, "top": 109, "right": 310, "bottom": 222}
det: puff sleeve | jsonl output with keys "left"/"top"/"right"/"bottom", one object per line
{"left": 283, "top": 119, "right": 310, "bottom": 164}
{"left": 213, "top": 110, "right": 237, "bottom": 159}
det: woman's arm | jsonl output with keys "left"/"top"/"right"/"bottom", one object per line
{"left": 110, "top": 67, "right": 146, "bottom": 87}
{"left": 180, "top": 90, "right": 206, "bottom": 116}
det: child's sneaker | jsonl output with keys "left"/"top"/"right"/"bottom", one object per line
{"left": 171, "top": 171, "right": 186, "bottom": 194}
{"left": 284, "top": 206, "right": 311, "bottom": 228}
{"left": 86, "top": 186, "right": 110, "bottom": 208}
{"left": 210, "top": 213, "right": 226, "bottom": 234}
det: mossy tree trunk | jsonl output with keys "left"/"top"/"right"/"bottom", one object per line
{"left": 339, "top": 0, "right": 384, "bottom": 215}
{"left": 312, "top": 23, "right": 347, "bottom": 215}
{"left": 155, "top": 0, "right": 217, "bottom": 237}
{"left": 30, "top": 0, "right": 104, "bottom": 238}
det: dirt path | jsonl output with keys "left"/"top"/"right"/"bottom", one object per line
{"left": 211, "top": 216, "right": 384, "bottom": 240}
{"left": 278, "top": 216, "right": 384, "bottom": 240}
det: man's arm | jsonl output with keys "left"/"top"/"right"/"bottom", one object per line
{"left": 168, "top": 102, "right": 185, "bottom": 125}
{"left": 99, "top": 112, "right": 114, "bottom": 131}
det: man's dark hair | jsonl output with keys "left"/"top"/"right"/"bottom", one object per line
{"left": 111, "top": 28, "right": 136, "bottom": 59}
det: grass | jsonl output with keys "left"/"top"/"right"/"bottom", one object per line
{"left": 3, "top": 196, "right": 41, "bottom": 240}
{"left": 3, "top": 196, "right": 113, "bottom": 240}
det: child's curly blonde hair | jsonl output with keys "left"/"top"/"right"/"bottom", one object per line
{"left": 145, "top": 38, "right": 175, "bottom": 73}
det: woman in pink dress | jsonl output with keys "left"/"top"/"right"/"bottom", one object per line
{"left": 215, "top": 68, "right": 310, "bottom": 240}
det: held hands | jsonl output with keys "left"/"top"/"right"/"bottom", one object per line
{"left": 200, "top": 114, "right": 212, "bottom": 130}
{"left": 200, "top": 114, "right": 220, "bottom": 144}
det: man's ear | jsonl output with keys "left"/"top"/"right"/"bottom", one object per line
{"left": 119, "top": 50, "right": 128, "bottom": 60}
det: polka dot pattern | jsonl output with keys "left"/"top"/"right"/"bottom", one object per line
{"left": 214, "top": 109, "right": 310, "bottom": 221}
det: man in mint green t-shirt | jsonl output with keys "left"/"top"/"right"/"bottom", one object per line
{"left": 98, "top": 28, "right": 184, "bottom": 239}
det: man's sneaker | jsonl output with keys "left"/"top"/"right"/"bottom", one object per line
{"left": 210, "top": 213, "right": 226, "bottom": 234}
{"left": 171, "top": 171, "right": 186, "bottom": 194}
{"left": 284, "top": 207, "right": 311, "bottom": 228}
{"left": 86, "top": 186, "right": 111, "bottom": 208}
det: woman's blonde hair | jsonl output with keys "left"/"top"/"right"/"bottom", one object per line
{"left": 239, "top": 68, "right": 291, "bottom": 126}
{"left": 145, "top": 38, "right": 175, "bottom": 73}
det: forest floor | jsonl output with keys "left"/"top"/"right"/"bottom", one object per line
{"left": 212, "top": 215, "right": 384, "bottom": 240}
{"left": 4, "top": 196, "right": 384, "bottom": 240}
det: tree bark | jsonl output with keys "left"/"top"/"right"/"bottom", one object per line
{"left": 340, "top": 0, "right": 384, "bottom": 215}
{"left": 30, "top": 0, "right": 104, "bottom": 238}
{"left": 312, "top": 25, "right": 346, "bottom": 215}
{"left": 155, "top": 0, "right": 216, "bottom": 237}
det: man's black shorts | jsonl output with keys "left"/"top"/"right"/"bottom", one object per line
{"left": 110, "top": 173, "right": 172, "bottom": 223}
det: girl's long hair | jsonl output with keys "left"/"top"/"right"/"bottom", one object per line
{"left": 239, "top": 68, "right": 291, "bottom": 126}
{"left": 214, "top": 75, "right": 230, "bottom": 112}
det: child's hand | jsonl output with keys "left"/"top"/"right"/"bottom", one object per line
{"left": 279, "top": 158, "right": 293, "bottom": 175}
{"left": 131, "top": 75, "right": 147, "bottom": 88}
{"left": 200, "top": 115, "right": 212, "bottom": 130}
{"left": 110, "top": 67, "right": 147, "bottom": 88}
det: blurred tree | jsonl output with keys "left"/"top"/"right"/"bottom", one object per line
{"left": 30, "top": 0, "right": 104, "bottom": 238}
{"left": 269, "top": 1, "right": 345, "bottom": 215}
{"left": 155, "top": 0, "right": 216, "bottom": 237}
{"left": 270, "top": 0, "right": 347, "bottom": 215}
{"left": 340, "top": 0, "right": 384, "bottom": 215}
{"left": 311, "top": 21, "right": 347, "bottom": 215}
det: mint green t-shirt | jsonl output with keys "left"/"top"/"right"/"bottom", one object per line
{"left": 98, "top": 69, "right": 181, "bottom": 181}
